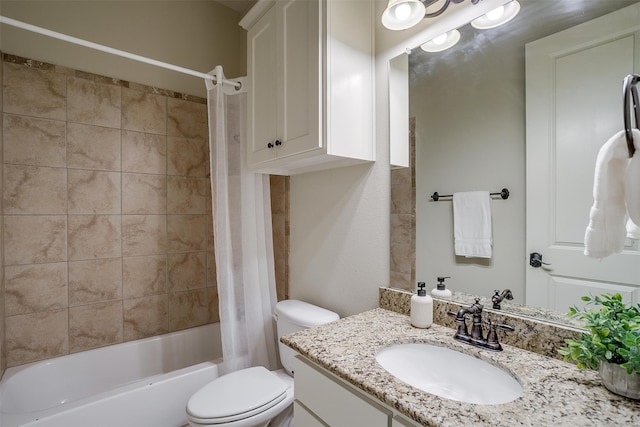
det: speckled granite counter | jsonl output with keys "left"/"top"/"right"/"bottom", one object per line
{"left": 281, "top": 308, "right": 640, "bottom": 426}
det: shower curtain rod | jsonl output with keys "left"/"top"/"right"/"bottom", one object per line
{"left": 0, "top": 16, "right": 242, "bottom": 89}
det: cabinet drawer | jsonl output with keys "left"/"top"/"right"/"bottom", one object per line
{"left": 393, "top": 414, "right": 421, "bottom": 427}
{"left": 294, "top": 356, "right": 392, "bottom": 427}
{"left": 294, "top": 400, "right": 328, "bottom": 427}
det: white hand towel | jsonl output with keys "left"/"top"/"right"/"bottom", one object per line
{"left": 627, "top": 218, "right": 640, "bottom": 240}
{"left": 625, "top": 129, "right": 640, "bottom": 224}
{"left": 584, "top": 130, "right": 632, "bottom": 258}
{"left": 453, "top": 191, "right": 492, "bottom": 258}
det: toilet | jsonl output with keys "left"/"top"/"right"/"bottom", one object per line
{"left": 186, "top": 300, "right": 339, "bottom": 427}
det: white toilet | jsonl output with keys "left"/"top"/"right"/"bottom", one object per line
{"left": 186, "top": 300, "right": 339, "bottom": 427}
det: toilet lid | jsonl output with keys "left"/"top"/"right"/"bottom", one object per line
{"left": 186, "top": 366, "right": 288, "bottom": 423}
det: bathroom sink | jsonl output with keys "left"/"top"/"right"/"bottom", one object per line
{"left": 375, "top": 343, "right": 522, "bottom": 405}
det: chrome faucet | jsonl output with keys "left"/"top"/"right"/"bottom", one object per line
{"left": 491, "top": 289, "right": 513, "bottom": 309}
{"left": 448, "top": 298, "right": 514, "bottom": 351}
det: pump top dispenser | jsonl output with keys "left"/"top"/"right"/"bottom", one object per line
{"left": 411, "top": 282, "right": 433, "bottom": 328}
{"left": 431, "top": 276, "right": 452, "bottom": 298}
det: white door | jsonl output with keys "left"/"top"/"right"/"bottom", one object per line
{"left": 525, "top": 4, "right": 640, "bottom": 313}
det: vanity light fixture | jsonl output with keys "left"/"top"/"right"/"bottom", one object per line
{"left": 381, "top": 0, "right": 427, "bottom": 31}
{"left": 470, "top": 1, "right": 520, "bottom": 29}
{"left": 383, "top": 0, "right": 521, "bottom": 52}
{"left": 420, "top": 29, "right": 461, "bottom": 52}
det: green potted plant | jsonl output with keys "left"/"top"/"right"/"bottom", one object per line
{"left": 558, "top": 293, "right": 640, "bottom": 399}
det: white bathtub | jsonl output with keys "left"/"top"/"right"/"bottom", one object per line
{"left": 0, "top": 323, "right": 222, "bottom": 427}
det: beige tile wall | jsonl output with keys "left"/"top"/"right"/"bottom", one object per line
{"left": 270, "top": 175, "right": 290, "bottom": 302}
{"left": 1, "top": 54, "right": 289, "bottom": 368}
{"left": 390, "top": 117, "right": 416, "bottom": 292}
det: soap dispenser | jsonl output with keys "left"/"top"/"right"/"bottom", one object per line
{"left": 431, "top": 276, "right": 452, "bottom": 298}
{"left": 411, "top": 282, "right": 433, "bottom": 328}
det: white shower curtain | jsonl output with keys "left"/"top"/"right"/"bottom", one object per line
{"left": 206, "top": 66, "right": 279, "bottom": 375}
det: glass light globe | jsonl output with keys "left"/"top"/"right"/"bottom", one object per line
{"left": 432, "top": 33, "right": 448, "bottom": 45}
{"left": 394, "top": 3, "right": 412, "bottom": 21}
{"left": 486, "top": 5, "right": 505, "bottom": 21}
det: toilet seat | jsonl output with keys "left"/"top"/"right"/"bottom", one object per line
{"left": 186, "top": 366, "right": 289, "bottom": 424}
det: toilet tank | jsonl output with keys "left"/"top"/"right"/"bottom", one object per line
{"left": 274, "top": 300, "right": 339, "bottom": 375}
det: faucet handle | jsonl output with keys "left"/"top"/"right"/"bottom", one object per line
{"left": 484, "top": 320, "right": 514, "bottom": 351}
{"left": 484, "top": 319, "right": 514, "bottom": 332}
{"left": 495, "top": 323, "right": 514, "bottom": 333}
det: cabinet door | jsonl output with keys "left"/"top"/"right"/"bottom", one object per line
{"left": 295, "top": 356, "right": 392, "bottom": 427}
{"left": 247, "top": 5, "right": 278, "bottom": 166}
{"left": 275, "top": 0, "right": 321, "bottom": 159}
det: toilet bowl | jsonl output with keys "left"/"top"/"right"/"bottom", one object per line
{"left": 185, "top": 300, "right": 339, "bottom": 427}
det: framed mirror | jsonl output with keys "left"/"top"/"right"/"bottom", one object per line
{"left": 389, "top": 0, "right": 640, "bottom": 324}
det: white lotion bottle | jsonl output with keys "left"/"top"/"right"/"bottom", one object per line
{"left": 411, "top": 282, "right": 433, "bottom": 328}
{"left": 431, "top": 276, "right": 452, "bottom": 298}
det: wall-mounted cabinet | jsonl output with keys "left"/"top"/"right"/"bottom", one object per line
{"left": 240, "top": 0, "right": 374, "bottom": 175}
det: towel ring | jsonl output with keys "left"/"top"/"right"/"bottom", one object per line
{"left": 623, "top": 73, "right": 639, "bottom": 158}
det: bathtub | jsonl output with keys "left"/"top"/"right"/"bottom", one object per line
{"left": 0, "top": 323, "right": 222, "bottom": 427}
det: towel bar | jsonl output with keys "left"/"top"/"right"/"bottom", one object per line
{"left": 430, "top": 188, "right": 510, "bottom": 202}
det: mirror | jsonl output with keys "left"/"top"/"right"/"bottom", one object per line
{"left": 389, "top": 0, "right": 640, "bottom": 325}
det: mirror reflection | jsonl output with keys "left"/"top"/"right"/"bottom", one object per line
{"left": 390, "top": 0, "right": 640, "bottom": 324}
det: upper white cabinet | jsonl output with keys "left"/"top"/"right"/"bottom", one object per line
{"left": 240, "top": 0, "right": 375, "bottom": 175}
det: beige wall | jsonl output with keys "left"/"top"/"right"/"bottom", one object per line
{"left": 0, "top": 0, "right": 246, "bottom": 98}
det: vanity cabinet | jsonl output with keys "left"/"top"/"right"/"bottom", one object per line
{"left": 293, "top": 356, "right": 421, "bottom": 427}
{"left": 240, "top": 0, "right": 374, "bottom": 175}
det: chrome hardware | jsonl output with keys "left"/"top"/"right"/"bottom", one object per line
{"left": 491, "top": 289, "right": 513, "bottom": 309}
{"left": 447, "top": 298, "right": 513, "bottom": 351}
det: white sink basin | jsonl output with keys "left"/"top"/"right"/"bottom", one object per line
{"left": 375, "top": 343, "right": 523, "bottom": 405}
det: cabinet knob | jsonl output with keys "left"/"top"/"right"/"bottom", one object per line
{"left": 275, "top": 140, "right": 282, "bottom": 146}
{"left": 267, "top": 142, "right": 274, "bottom": 149}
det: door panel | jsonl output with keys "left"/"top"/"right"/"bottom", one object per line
{"left": 247, "top": 6, "right": 278, "bottom": 166}
{"left": 525, "top": 5, "right": 640, "bottom": 312}
{"left": 277, "top": 0, "right": 321, "bottom": 158}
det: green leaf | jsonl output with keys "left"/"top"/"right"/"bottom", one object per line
{"left": 563, "top": 293, "right": 640, "bottom": 375}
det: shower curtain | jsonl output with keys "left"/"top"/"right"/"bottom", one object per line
{"left": 206, "top": 66, "right": 279, "bottom": 375}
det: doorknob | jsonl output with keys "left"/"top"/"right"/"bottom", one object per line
{"left": 529, "top": 252, "right": 551, "bottom": 268}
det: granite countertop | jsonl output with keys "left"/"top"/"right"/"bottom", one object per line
{"left": 281, "top": 308, "right": 640, "bottom": 426}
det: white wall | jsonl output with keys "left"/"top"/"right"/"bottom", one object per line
{"left": 0, "top": 0, "right": 245, "bottom": 98}
{"left": 289, "top": 163, "right": 389, "bottom": 317}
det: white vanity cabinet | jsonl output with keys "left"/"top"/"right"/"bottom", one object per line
{"left": 293, "top": 356, "right": 421, "bottom": 427}
{"left": 240, "top": 0, "right": 374, "bottom": 175}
